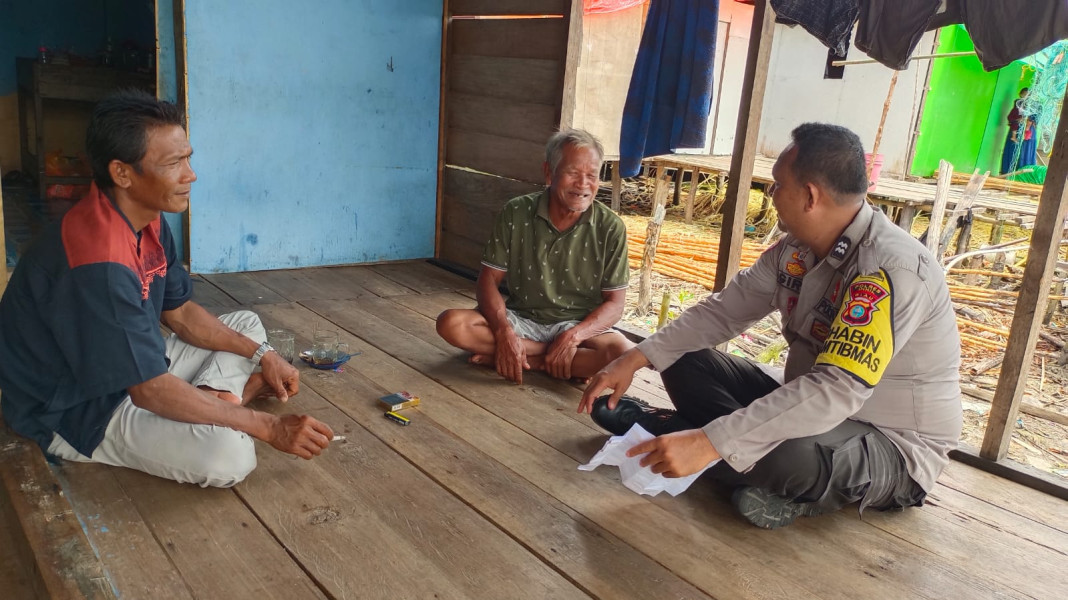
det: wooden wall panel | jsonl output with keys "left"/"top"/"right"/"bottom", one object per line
{"left": 449, "top": 56, "right": 563, "bottom": 105}
{"left": 447, "top": 129, "right": 546, "bottom": 184}
{"left": 447, "top": 93, "right": 557, "bottom": 144}
{"left": 439, "top": 2, "right": 576, "bottom": 269}
{"left": 451, "top": 0, "right": 567, "bottom": 16}
{"left": 439, "top": 233, "right": 486, "bottom": 273}
{"left": 441, "top": 201, "right": 497, "bottom": 248}
{"left": 439, "top": 168, "right": 543, "bottom": 269}
{"left": 444, "top": 165, "right": 544, "bottom": 202}
{"left": 451, "top": 19, "right": 568, "bottom": 61}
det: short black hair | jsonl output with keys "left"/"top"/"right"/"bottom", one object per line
{"left": 789, "top": 122, "right": 869, "bottom": 200}
{"left": 86, "top": 89, "right": 185, "bottom": 190}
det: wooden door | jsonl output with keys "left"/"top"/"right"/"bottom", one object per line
{"left": 438, "top": 0, "right": 581, "bottom": 270}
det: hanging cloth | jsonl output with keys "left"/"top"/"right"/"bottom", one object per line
{"left": 770, "top": 0, "right": 858, "bottom": 58}
{"left": 618, "top": 0, "right": 720, "bottom": 177}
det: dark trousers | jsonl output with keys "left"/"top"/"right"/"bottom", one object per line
{"left": 660, "top": 350, "right": 926, "bottom": 513}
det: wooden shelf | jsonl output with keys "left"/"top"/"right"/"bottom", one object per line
{"left": 15, "top": 57, "right": 154, "bottom": 201}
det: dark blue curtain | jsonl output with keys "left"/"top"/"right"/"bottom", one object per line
{"left": 618, "top": 0, "right": 720, "bottom": 177}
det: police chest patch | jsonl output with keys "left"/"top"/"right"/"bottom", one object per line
{"left": 814, "top": 269, "right": 894, "bottom": 387}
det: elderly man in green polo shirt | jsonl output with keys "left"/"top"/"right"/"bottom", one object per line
{"left": 437, "top": 129, "right": 632, "bottom": 384}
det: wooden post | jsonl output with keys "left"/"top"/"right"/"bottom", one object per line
{"left": 896, "top": 204, "right": 918, "bottom": 231}
{"left": 610, "top": 160, "right": 621, "bottom": 211}
{"left": 954, "top": 210, "right": 973, "bottom": 256}
{"left": 868, "top": 70, "right": 899, "bottom": 174}
{"left": 650, "top": 165, "right": 666, "bottom": 216}
{"left": 714, "top": 0, "right": 775, "bottom": 291}
{"left": 673, "top": 167, "right": 683, "bottom": 206}
{"left": 981, "top": 83, "right": 1068, "bottom": 461}
{"left": 559, "top": 0, "right": 583, "bottom": 129}
{"left": 637, "top": 169, "right": 671, "bottom": 312}
{"left": 988, "top": 220, "right": 1006, "bottom": 288}
{"left": 685, "top": 168, "right": 700, "bottom": 224}
{"left": 926, "top": 160, "right": 953, "bottom": 255}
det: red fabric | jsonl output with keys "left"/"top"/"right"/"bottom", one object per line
{"left": 584, "top": 0, "right": 645, "bottom": 15}
{"left": 62, "top": 183, "right": 167, "bottom": 300}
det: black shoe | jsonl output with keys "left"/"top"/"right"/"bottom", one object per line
{"left": 590, "top": 395, "right": 693, "bottom": 436}
{"left": 731, "top": 486, "right": 824, "bottom": 529}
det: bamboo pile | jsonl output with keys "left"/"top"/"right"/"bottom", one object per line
{"left": 950, "top": 172, "right": 1043, "bottom": 196}
{"left": 625, "top": 228, "right": 766, "bottom": 289}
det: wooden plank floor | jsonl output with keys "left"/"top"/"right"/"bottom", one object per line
{"left": 14, "top": 261, "right": 1068, "bottom": 599}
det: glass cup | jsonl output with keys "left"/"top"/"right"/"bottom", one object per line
{"left": 267, "top": 329, "right": 295, "bottom": 363}
{"left": 312, "top": 329, "right": 340, "bottom": 364}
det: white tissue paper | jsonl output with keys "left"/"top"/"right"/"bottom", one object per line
{"left": 578, "top": 424, "right": 717, "bottom": 497}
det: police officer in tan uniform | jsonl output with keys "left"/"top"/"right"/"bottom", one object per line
{"left": 578, "top": 123, "right": 962, "bottom": 529}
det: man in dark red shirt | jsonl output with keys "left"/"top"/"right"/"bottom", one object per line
{"left": 0, "top": 91, "right": 332, "bottom": 487}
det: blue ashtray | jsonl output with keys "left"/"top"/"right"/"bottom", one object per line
{"left": 299, "top": 350, "right": 356, "bottom": 370}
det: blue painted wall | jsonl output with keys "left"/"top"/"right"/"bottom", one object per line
{"left": 183, "top": 0, "right": 442, "bottom": 273}
{"left": 154, "top": 1, "right": 184, "bottom": 260}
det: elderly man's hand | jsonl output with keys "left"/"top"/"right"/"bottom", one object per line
{"left": 494, "top": 327, "right": 529, "bottom": 384}
{"left": 267, "top": 414, "right": 333, "bottom": 459}
{"left": 260, "top": 351, "right": 300, "bottom": 402}
{"left": 626, "top": 429, "right": 721, "bottom": 478}
{"left": 544, "top": 328, "right": 580, "bottom": 380}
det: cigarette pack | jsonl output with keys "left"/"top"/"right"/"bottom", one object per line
{"left": 378, "top": 391, "right": 420, "bottom": 411}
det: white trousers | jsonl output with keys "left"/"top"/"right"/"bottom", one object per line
{"left": 48, "top": 310, "right": 266, "bottom": 488}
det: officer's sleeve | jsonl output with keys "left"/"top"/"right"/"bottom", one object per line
{"left": 703, "top": 266, "right": 936, "bottom": 473}
{"left": 638, "top": 240, "right": 782, "bottom": 370}
{"left": 814, "top": 267, "right": 933, "bottom": 387}
{"left": 44, "top": 264, "right": 169, "bottom": 399}
{"left": 600, "top": 216, "right": 629, "bottom": 291}
{"left": 480, "top": 201, "right": 514, "bottom": 272}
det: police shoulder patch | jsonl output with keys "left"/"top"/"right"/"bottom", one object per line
{"left": 814, "top": 269, "right": 894, "bottom": 387}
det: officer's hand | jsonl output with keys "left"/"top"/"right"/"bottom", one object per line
{"left": 627, "top": 430, "right": 721, "bottom": 478}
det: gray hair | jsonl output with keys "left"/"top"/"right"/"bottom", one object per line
{"left": 545, "top": 128, "right": 604, "bottom": 174}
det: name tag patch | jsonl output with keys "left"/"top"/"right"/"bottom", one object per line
{"left": 815, "top": 270, "right": 894, "bottom": 387}
{"left": 778, "top": 271, "right": 803, "bottom": 292}
{"left": 815, "top": 298, "right": 838, "bottom": 322}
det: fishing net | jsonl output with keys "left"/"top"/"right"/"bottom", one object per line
{"left": 1019, "top": 40, "right": 1068, "bottom": 156}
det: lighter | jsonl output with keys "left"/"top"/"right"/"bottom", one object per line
{"left": 384, "top": 411, "right": 410, "bottom": 426}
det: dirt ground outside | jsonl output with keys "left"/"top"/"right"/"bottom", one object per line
{"left": 610, "top": 176, "right": 1068, "bottom": 482}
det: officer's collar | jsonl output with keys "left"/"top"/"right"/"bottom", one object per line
{"left": 824, "top": 202, "right": 875, "bottom": 268}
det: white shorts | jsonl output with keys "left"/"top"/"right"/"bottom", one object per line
{"left": 47, "top": 310, "right": 266, "bottom": 488}
{"left": 505, "top": 310, "right": 584, "bottom": 343}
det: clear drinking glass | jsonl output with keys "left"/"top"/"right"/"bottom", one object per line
{"left": 312, "top": 329, "right": 340, "bottom": 364}
{"left": 267, "top": 329, "right": 295, "bottom": 363}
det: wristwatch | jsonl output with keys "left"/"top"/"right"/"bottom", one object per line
{"left": 251, "top": 341, "right": 275, "bottom": 364}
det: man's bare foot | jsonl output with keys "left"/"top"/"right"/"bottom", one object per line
{"left": 241, "top": 373, "right": 275, "bottom": 404}
{"left": 199, "top": 386, "right": 243, "bottom": 405}
{"left": 470, "top": 354, "right": 547, "bottom": 372}
{"left": 468, "top": 354, "right": 494, "bottom": 366}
